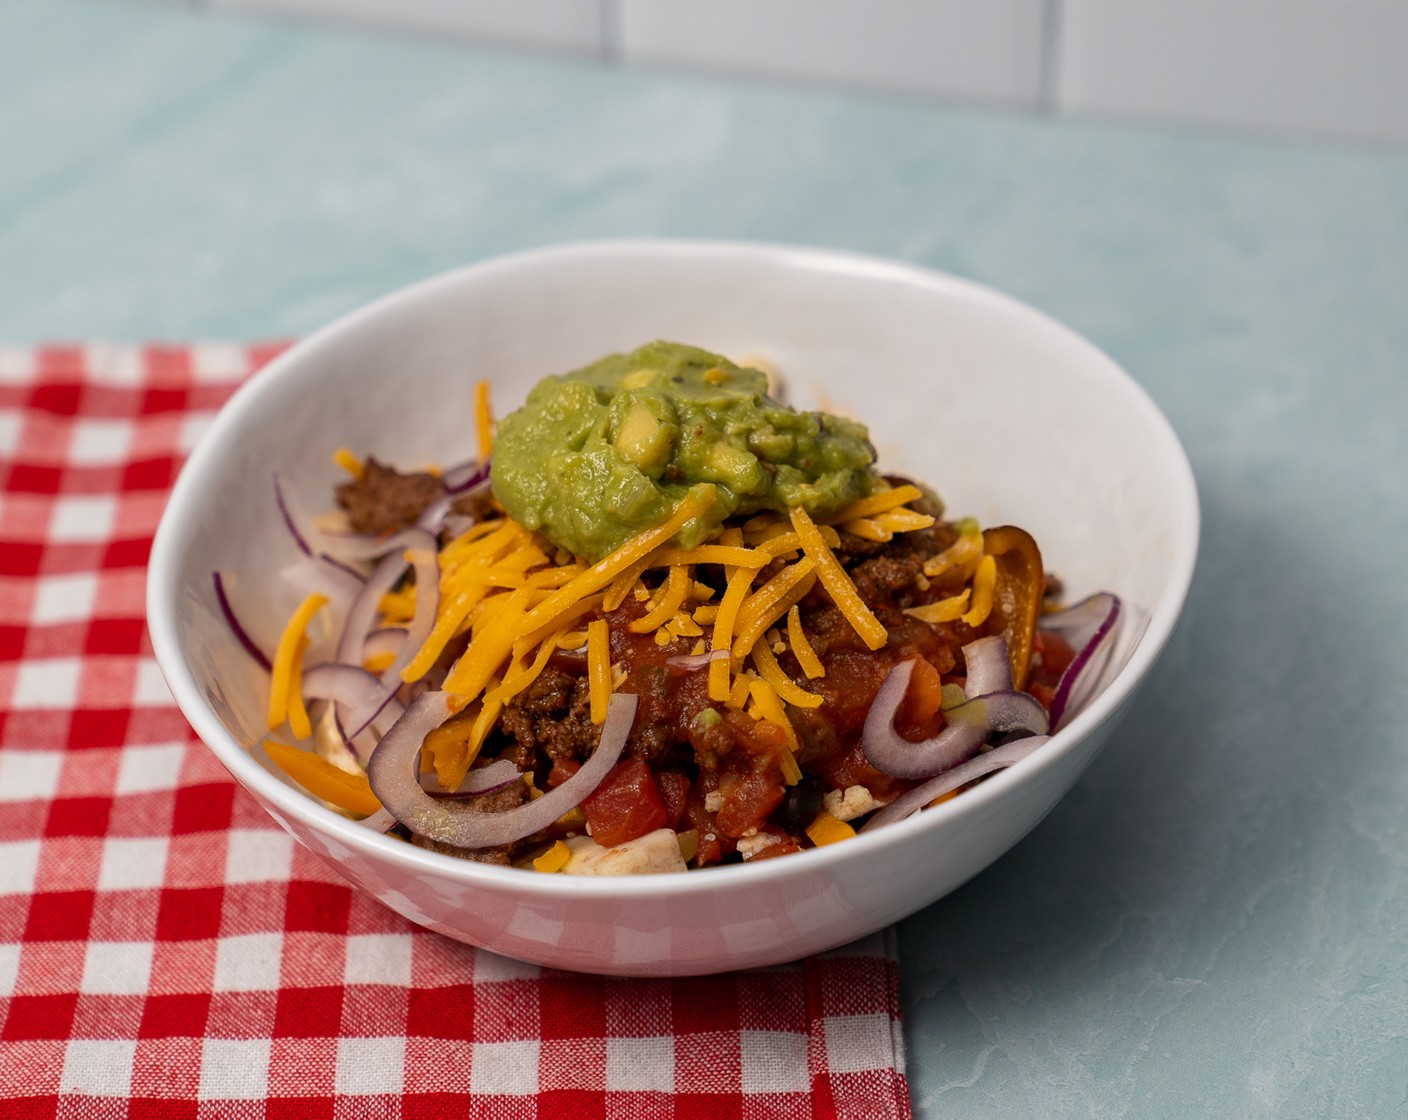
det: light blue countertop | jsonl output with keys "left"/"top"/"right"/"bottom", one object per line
{"left": 6, "top": 2, "right": 1406, "bottom": 1115}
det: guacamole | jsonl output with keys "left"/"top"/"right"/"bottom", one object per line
{"left": 490, "top": 341, "right": 881, "bottom": 561}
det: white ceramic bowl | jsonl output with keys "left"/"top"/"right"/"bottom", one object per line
{"left": 148, "top": 240, "right": 1198, "bottom": 976}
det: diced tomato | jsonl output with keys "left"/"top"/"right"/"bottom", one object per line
{"left": 746, "top": 829, "right": 804, "bottom": 862}
{"left": 1032, "top": 629, "right": 1076, "bottom": 678}
{"left": 894, "top": 656, "right": 945, "bottom": 740}
{"left": 1028, "top": 681, "right": 1057, "bottom": 712}
{"left": 684, "top": 778, "right": 726, "bottom": 866}
{"left": 715, "top": 762, "right": 785, "bottom": 839}
{"left": 582, "top": 758, "right": 668, "bottom": 847}
{"left": 546, "top": 757, "right": 581, "bottom": 789}
{"left": 654, "top": 770, "right": 691, "bottom": 830}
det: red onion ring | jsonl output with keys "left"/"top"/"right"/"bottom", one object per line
{"left": 960, "top": 634, "right": 1013, "bottom": 699}
{"left": 862, "top": 637, "right": 1048, "bottom": 780}
{"left": 368, "top": 691, "right": 637, "bottom": 849}
{"left": 861, "top": 736, "right": 1050, "bottom": 832}
{"left": 862, "top": 659, "right": 989, "bottom": 779}
{"left": 1040, "top": 593, "right": 1121, "bottom": 729}
{"left": 362, "top": 627, "right": 408, "bottom": 661}
{"left": 945, "top": 690, "right": 1049, "bottom": 737}
{"left": 331, "top": 528, "right": 439, "bottom": 740}
{"left": 213, "top": 571, "right": 271, "bottom": 671}
{"left": 302, "top": 663, "right": 408, "bottom": 762}
{"left": 419, "top": 758, "right": 524, "bottom": 798}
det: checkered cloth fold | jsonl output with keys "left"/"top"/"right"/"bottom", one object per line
{"left": 0, "top": 344, "right": 911, "bottom": 1118}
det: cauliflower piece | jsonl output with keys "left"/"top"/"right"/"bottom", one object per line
{"left": 822, "top": 784, "right": 886, "bottom": 823}
{"left": 561, "top": 829, "right": 687, "bottom": 876}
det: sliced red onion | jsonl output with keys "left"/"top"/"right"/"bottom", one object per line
{"left": 862, "top": 637, "right": 1048, "bottom": 780}
{"left": 861, "top": 736, "right": 1050, "bottom": 832}
{"left": 334, "top": 527, "right": 436, "bottom": 676}
{"left": 362, "top": 627, "right": 408, "bottom": 661}
{"left": 1040, "top": 593, "right": 1122, "bottom": 730}
{"left": 273, "top": 472, "right": 315, "bottom": 557}
{"left": 419, "top": 758, "right": 524, "bottom": 798}
{"left": 862, "top": 660, "right": 988, "bottom": 779}
{"left": 213, "top": 571, "right": 271, "bottom": 671}
{"left": 329, "top": 535, "right": 439, "bottom": 743}
{"left": 302, "top": 663, "right": 408, "bottom": 762}
{"left": 338, "top": 532, "right": 440, "bottom": 741}
{"left": 368, "top": 691, "right": 637, "bottom": 849}
{"left": 415, "top": 493, "right": 454, "bottom": 534}
{"left": 945, "top": 689, "right": 1049, "bottom": 737}
{"left": 665, "top": 649, "right": 732, "bottom": 671}
{"left": 961, "top": 634, "right": 1013, "bottom": 699}
{"left": 442, "top": 457, "right": 491, "bottom": 494}
{"left": 278, "top": 556, "right": 363, "bottom": 607}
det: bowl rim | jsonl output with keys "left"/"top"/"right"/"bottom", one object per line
{"left": 147, "top": 236, "right": 1200, "bottom": 900}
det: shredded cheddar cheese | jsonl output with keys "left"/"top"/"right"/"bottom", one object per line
{"left": 268, "top": 593, "right": 328, "bottom": 731}
{"left": 520, "top": 489, "right": 713, "bottom": 637}
{"left": 333, "top": 447, "right": 364, "bottom": 479}
{"left": 786, "top": 605, "right": 824, "bottom": 679}
{"left": 265, "top": 740, "right": 381, "bottom": 817}
{"left": 789, "top": 507, "right": 888, "bottom": 651}
{"left": 475, "top": 379, "right": 494, "bottom": 459}
{"left": 830, "top": 483, "right": 922, "bottom": 523}
{"left": 805, "top": 810, "right": 856, "bottom": 847}
{"left": 730, "top": 560, "right": 817, "bottom": 659}
{"left": 750, "top": 641, "right": 823, "bottom": 709}
{"left": 709, "top": 565, "right": 758, "bottom": 701}
{"left": 533, "top": 840, "right": 571, "bottom": 873}
{"left": 587, "top": 619, "right": 611, "bottom": 724}
{"left": 904, "top": 589, "right": 971, "bottom": 624}
{"left": 961, "top": 554, "right": 997, "bottom": 628}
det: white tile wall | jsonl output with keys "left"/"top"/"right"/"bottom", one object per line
{"left": 208, "top": 0, "right": 606, "bottom": 55}
{"left": 613, "top": 0, "right": 1047, "bottom": 108}
{"left": 189, "top": 0, "right": 1408, "bottom": 144}
{"left": 1055, "top": 0, "right": 1408, "bottom": 144}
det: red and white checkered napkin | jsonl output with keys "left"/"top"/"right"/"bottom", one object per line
{"left": 0, "top": 344, "right": 911, "bottom": 1118}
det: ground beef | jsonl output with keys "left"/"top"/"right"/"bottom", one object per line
{"left": 498, "top": 669, "right": 599, "bottom": 766}
{"left": 850, "top": 551, "right": 924, "bottom": 602}
{"left": 337, "top": 458, "right": 444, "bottom": 536}
{"left": 407, "top": 777, "right": 531, "bottom": 864}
